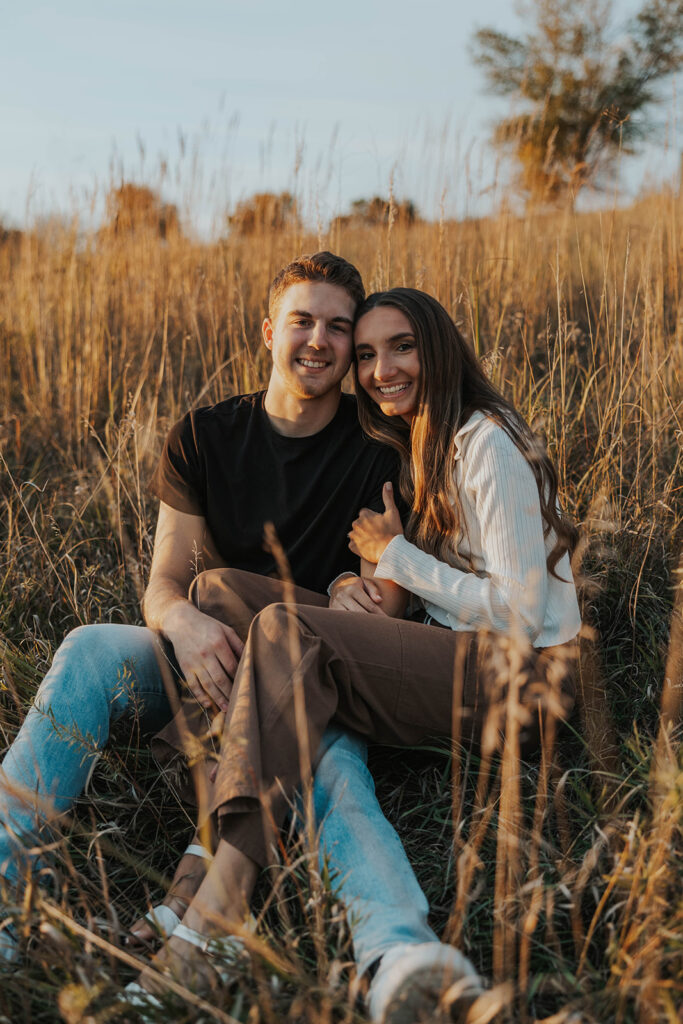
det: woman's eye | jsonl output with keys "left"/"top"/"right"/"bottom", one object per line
{"left": 356, "top": 352, "right": 373, "bottom": 361}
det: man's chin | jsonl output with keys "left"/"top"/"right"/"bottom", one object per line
{"left": 293, "top": 374, "right": 345, "bottom": 400}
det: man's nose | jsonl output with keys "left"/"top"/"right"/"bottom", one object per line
{"left": 309, "top": 320, "right": 327, "bottom": 348}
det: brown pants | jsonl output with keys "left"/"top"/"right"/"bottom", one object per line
{"left": 190, "top": 568, "right": 576, "bottom": 867}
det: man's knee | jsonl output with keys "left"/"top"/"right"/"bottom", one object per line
{"left": 38, "top": 623, "right": 157, "bottom": 708}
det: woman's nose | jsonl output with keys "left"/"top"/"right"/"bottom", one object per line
{"left": 374, "top": 354, "right": 396, "bottom": 379}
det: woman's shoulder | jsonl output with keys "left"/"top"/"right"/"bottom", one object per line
{"left": 454, "top": 411, "right": 520, "bottom": 461}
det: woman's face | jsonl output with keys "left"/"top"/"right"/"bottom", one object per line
{"left": 354, "top": 306, "right": 421, "bottom": 423}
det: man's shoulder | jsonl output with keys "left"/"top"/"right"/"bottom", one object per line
{"left": 176, "top": 391, "right": 266, "bottom": 437}
{"left": 191, "top": 390, "right": 265, "bottom": 424}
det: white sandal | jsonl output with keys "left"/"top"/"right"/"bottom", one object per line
{"left": 172, "top": 921, "right": 248, "bottom": 982}
{"left": 135, "top": 843, "right": 213, "bottom": 939}
{"left": 122, "top": 981, "right": 163, "bottom": 1017}
{"left": 123, "top": 920, "right": 248, "bottom": 1016}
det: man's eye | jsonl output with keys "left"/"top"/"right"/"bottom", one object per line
{"left": 330, "top": 323, "right": 350, "bottom": 333}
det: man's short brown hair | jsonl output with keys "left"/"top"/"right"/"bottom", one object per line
{"left": 268, "top": 251, "right": 365, "bottom": 319}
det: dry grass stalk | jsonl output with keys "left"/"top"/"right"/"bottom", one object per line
{"left": 0, "top": 178, "right": 681, "bottom": 1021}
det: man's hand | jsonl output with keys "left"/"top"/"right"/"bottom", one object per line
{"left": 348, "top": 482, "right": 404, "bottom": 564}
{"left": 329, "top": 574, "right": 387, "bottom": 614}
{"left": 143, "top": 504, "right": 244, "bottom": 712}
{"left": 161, "top": 600, "right": 244, "bottom": 712}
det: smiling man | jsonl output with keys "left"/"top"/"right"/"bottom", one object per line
{"left": 0, "top": 253, "right": 477, "bottom": 1023}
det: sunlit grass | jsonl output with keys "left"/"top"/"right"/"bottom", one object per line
{"left": 0, "top": 178, "right": 681, "bottom": 1022}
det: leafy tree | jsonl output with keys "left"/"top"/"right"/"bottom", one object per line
{"left": 105, "top": 184, "right": 180, "bottom": 238}
{"left": 349, "top": 196, "right": 417, "bottom": 224}
{"left": 472, "top": 0, "right": 683, "bottom": 202}
{"left": 334, "top": 196, "right": 418, "bottom": 227}
{"left": 228, "top": 192, "right": 298, "bottom": 235}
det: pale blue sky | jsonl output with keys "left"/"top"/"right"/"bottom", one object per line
{"left": 1, "top": 0, "right": 679, "bottom": 233}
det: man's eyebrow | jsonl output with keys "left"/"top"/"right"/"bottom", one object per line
{"left": 286, "top": 309, "right": 353, "bottom": 325}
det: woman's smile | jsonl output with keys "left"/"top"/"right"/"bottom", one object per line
{"left": 354, "top": 306, "right": 421, "bottom": 422}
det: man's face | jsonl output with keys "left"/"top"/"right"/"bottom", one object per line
{"left": 263, "top": 281, "right": 356, "bottom": 401}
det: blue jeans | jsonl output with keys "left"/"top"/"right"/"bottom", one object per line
{"left": 0, "top": 624, "right": 436, "bottom": 969}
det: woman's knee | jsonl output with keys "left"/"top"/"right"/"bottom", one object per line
{"left": 251, "top": 601, "right": 299, "bottom": 641}
{"left": 192, "top": 568, "right": 282, "bottom": 632}
{"left": 193, "top": 566, "right": 253, "bottom": 600}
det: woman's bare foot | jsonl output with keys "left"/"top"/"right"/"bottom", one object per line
{"left": 136, "top": 928, "right": 226, "bottom": 999}
{"left": 129, "top": 844, "right": 212, "bottom": 946}
{"left": 132, "top": 840, "right": 259, "bottom": 999}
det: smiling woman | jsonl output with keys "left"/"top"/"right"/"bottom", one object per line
{"left": 354, "top": 306, "right": 421, "bottom": 423}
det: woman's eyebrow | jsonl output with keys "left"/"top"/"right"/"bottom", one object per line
{"left": 355, "top": 332, "right": 414, "bottom": 345}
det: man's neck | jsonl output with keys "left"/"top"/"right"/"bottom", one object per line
{"left": 263, "top": 382, "right": 342, "bottom": 437}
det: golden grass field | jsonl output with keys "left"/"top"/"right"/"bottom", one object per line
{"left": 0, "top": 186, "right": 681, "bottom": 1023}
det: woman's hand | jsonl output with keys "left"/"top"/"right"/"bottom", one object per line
{"left": 348, "top": 482, "right": 403, "bottom": 563}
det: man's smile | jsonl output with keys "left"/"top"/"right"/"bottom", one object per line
{"left": 297, "top": 357, "right": 329, "bottom": 368}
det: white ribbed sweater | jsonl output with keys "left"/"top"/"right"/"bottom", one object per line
{"left": 374, "top": 411, "right": 581, "bottom": 647}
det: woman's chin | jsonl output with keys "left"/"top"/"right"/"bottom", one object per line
{"left": 378, "top": 400, "right": 415, "bottom": 421}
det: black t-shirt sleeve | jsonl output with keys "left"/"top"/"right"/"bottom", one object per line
{"left": 149, "top": 413, "right": 204, "bottom": 516}
{"left": 356, "top": 446, "right": 410, "bottom": 522}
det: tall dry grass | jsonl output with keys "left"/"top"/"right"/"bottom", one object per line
{"left": 0, "top": 183, "right": 681, "bottom": 1023}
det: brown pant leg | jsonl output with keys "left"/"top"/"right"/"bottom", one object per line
{"left": 209, "top": 604, "right": 461, "bottom": 865}
{"left": 205, "top": 600, "right": 577, "bottom": 867}
{"left": 151, "top": 569, "right": 329, "bottom": 801}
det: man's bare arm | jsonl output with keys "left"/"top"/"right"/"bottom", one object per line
{"left": 143, "top": 502, "right": 243, "bottom": 711}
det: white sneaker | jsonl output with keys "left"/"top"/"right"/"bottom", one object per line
{"left": 367, "top": 941, "right": 485, "bottom": 1024}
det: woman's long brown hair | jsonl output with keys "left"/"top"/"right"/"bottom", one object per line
{"left": 353, "top": 288, "right": 577, "bottom": 576}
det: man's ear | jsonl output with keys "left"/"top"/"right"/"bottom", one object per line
{"left": 262, "top": 317, "right": 273, "bottom": 350}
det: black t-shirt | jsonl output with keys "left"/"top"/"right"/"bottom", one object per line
{"left": 149, "top": 391, "right": 403, "bottom": 594}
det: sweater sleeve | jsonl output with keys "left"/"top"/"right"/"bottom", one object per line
{"left": 373, "top": 424, "right": 550, "bottom": 641}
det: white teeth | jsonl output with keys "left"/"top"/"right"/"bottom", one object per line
{"left": 299, "top": 359, "right": 327, "bottom": 368}
{"left": 377, "top": 383, "right": 410, "bottom": 394}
